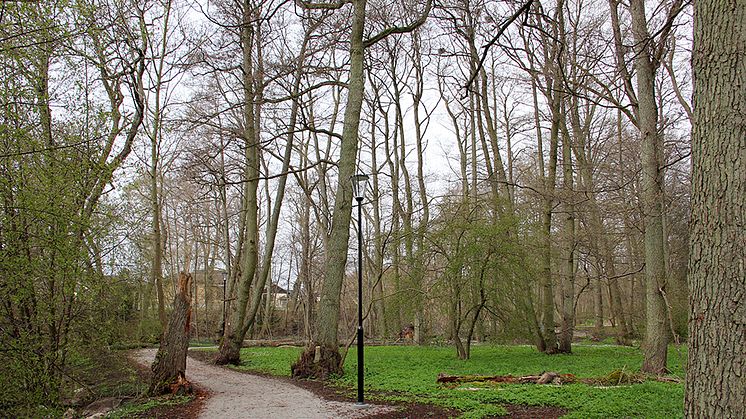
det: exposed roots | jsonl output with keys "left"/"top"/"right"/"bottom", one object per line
{"left": 291, "top": 345, "right": 343, "bottom": 379}
{"left": 214, "top": 338, "right": 241, "bottom": 366}
{"left": 149, "top": 372, "right": 194, "bottom": 396}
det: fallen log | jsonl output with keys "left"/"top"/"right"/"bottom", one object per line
{"left": 437, "top": 370, "right": 683, "bottom": 387}
{"left": 436, "top": 372, "right": 577, "bottom": 385}
{"left": 242, "top": 339, "right": 309, "bottom": 347}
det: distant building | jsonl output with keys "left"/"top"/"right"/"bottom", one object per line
{"left": 265, "top": 283, "right": 289, "bottom": 310}
{"left": 188, "top": 270, "right": 227, "bottom": 310}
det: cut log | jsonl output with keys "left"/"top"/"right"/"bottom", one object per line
{"left": 149, "top": 272, "right": 193, "bottom": 396}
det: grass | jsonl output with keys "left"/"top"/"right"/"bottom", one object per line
{"left": 231, "top": 344, "right": 686, "bottom": 418}
{"left": 188, "top": 340, "right": 220, "bottom": 348}
{"left": 230, "top": 346, "right": 303, "bottom": 376}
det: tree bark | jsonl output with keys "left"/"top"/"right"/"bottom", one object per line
{"left": 215, "top": 4, "right": 260, "bottom": 365}
{"left": 412, "top": 34, "right": 430, "bottom": 344}
{"left": 149, "top": 272, "right": 193, "bottom": 396}
{"left": 538, "top": 67, "right": 561, "bottom": 354}
{"left": 629, "top": 0, "right": 669, "bottom": 374}
{"left": 558, "top": 115, "right": 575, "bottom": 353}
{"left": 685, "top": 1, "right": 745, "bottom": 416}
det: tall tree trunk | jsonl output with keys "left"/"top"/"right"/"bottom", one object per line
{"left": 412, "top": 35, "right": 430, "bottom": 344}
{"left": 367, "top": 97, "right": 387, "bottom": 338}
{"left": 558, "top": 116, "right": 575, "bottom": 353}
{"left": 538, "top": 69, "right": 561, "bottom": 354}
{"left": 383, "top": 77, "right": 403, "bottom": 330}
{"left": 232, "top": 16, "right": 316, "bottom": 351}
{"left": 150, "top": 92, "right": 166, "bottom": 330}
{"left": 397, "top": 72, "right": 416, "bottom": 337}
{"left": 292, "top": 0, "right": 367, "bottom": 379}
{"left": 527, "top": 67, "right": 549, "bottom": 350}
{"left": 144, "top": 0, "right": 174, "bottom": 331}
{"left": 292, "top": 0, "right": 430, "bottom": 378}
{"left": 630, "top": 0, "right": 669, "bottom": 374}
{"left": 215, "top": 6, "right": 260, "bottom": 364}
{"left": 685, "top": 1, "right": 745, "bottom": 415}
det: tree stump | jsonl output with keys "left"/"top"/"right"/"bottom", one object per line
{"left": 149, "top": 272, "right": 194, "bottom": 396}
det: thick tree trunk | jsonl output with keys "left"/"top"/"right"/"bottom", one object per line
{"left": 630, "top": 0, "right": 669, "bottom": 374}
{"left": 149, "top": 272, "right": 193, "bottom": 396}
{"left": 685, "top": 2, "right": 745, "bottom": 416}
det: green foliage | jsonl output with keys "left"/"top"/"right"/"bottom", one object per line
{"left": 233, "top": 345, "right": 685, "bottom": 418}
{"left": 426, "top": 197, "right": 540, "bottom": 348}
{"left": 188, "top": 340, "right": 220, "bottom": 348}
{"left": 0, "top": 1, "right": 144, "bottom": 407}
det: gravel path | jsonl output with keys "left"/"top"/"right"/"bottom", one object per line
{"left": 133, "top": 348, "right": 395, "bottom": 419}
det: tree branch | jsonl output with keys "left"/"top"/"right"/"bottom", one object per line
{"left": 363, "top": 0, "right": 433, "bottom": 48}
{"left": 295, "top": 0, "right": 349, "bottom": 10}
{"left": 464, "top": 0, "right": 534, "bottom": 91}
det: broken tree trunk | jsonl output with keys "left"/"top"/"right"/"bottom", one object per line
{"left": 149, "top": 272, "right": 194, "bottom": 396}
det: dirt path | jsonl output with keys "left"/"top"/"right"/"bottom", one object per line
{"left": 133, "top": 349, "right": 394, "bottom": 419}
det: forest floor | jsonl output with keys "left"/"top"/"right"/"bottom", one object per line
{"left": 208, "top": 344, "right": 686, "bottom": 418}
{"left": 186, "top": 347, "right": 576, "bottom": 418}
{"left": 132, "top": 348, "right": 397, "bottom": 418}
{"left": 124, "top": 343, "right": 685, "bottom": 418}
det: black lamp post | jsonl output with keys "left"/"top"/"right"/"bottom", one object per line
{"left": 350, "top": 173, "right": 369, "bottom": 405}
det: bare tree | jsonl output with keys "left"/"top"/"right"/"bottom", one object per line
{"left": 292, "top": 0, "right": 431, "bottom": 379}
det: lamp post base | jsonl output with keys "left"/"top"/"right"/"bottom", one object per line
{"left": 354, "top": 402, "right": 369, "bottom": 408}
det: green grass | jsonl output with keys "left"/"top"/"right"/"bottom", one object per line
{"left": 232, "top": 344, "right": 686, "bottom": 418}
{"left": 232, "top": 346, "right": 303, "bottom": 376}
{"left": 188, "top": 340, "right": 220, "bottom": 348}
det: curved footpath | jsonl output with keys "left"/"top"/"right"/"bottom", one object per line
{"left": 133, "top": 348, "right": 394, "bottom": 419}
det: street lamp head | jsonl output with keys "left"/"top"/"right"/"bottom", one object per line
{"left": 350, "top": 173, "right": 369, "bottom": 201}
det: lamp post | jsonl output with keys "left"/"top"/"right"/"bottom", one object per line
{"left": 350, "top": 173, "right": 369, "bottom": 406}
